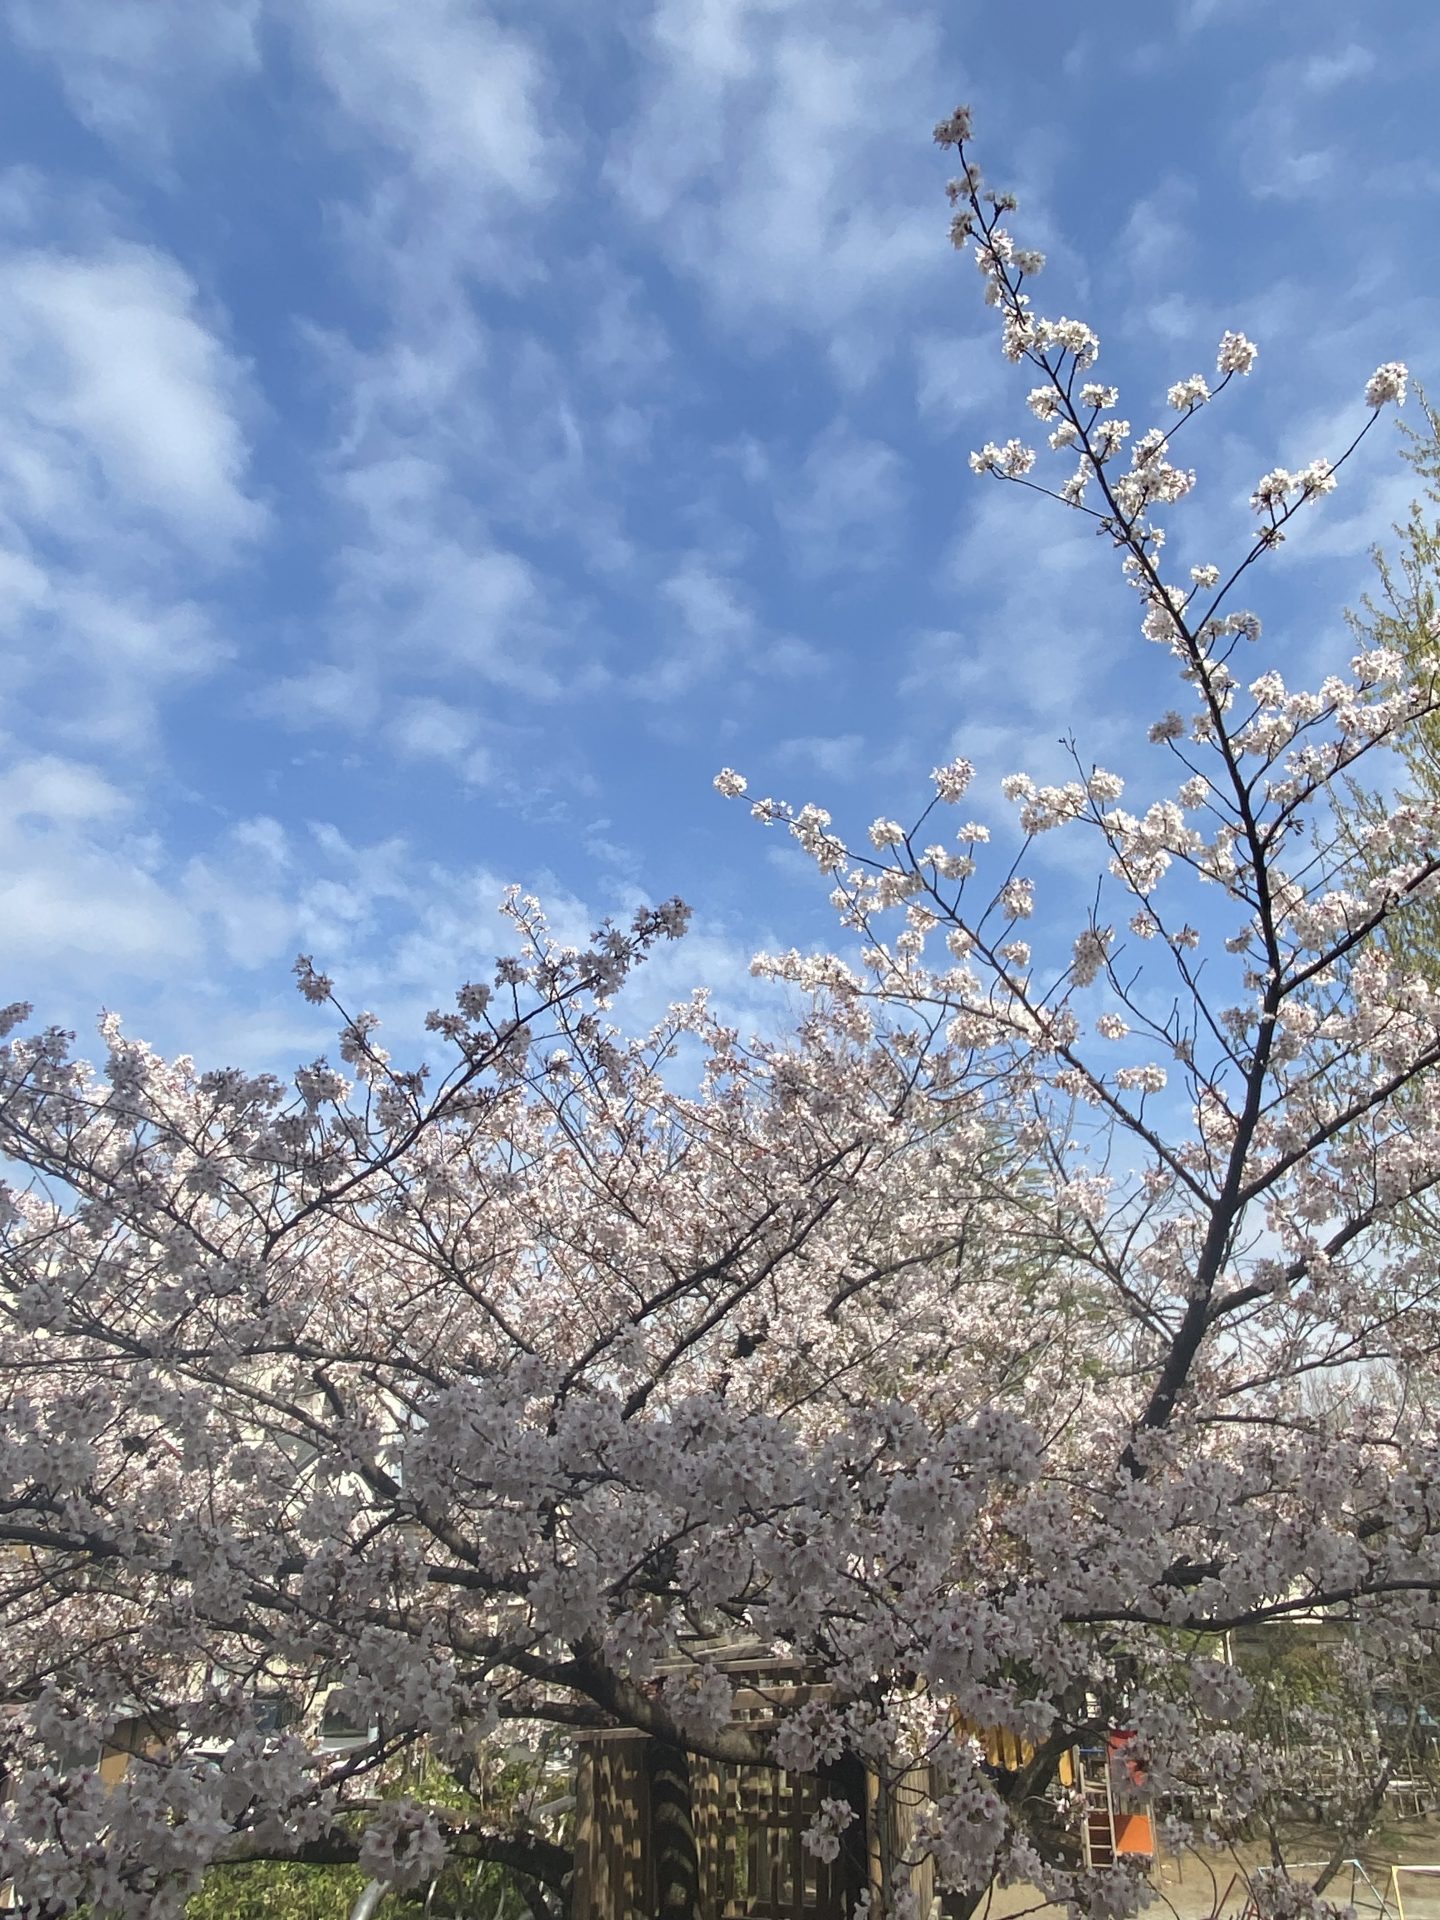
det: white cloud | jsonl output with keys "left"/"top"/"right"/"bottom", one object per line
{"left": 0, "top": 210, "right": 262, "bottom": 758}
{"left": 0, "top": 539, "right": 229, "bottom": 753}
{"left": 0, "top": 757, "right": 200, "bottom": 980}
{"left": 9, "top": 0, "right": 560, "bottom": 225}
{"left": 387, "top": 697, "right": 487, "bottom": 777}
{"left": 256, "top": 664, "right": 381, "bottom": 737}
{"left": 269, "top": 297, "right": 646, "bottom": 809}
{"left": 1174, "top": 0, "right": 1242, "bottom": 29}
{"left": 340, "top": 535, "right": 566, "bottom": 694}
{"left": 286, "top": 0, "right": 568, "bottom": 312}
{"left": 4, "top": 755, "right": 129, "bottom": 826}
{"left": 262, "top": 19, "right": 685, "bottom": 788}
{"left": 1234, "top": 44, "right": 1377, "bottom": 203}
{"left": 179, "top": 851, "right": 295, "bottom": 972}
{"left": 773, "top": 733, "right": 864, "bottom": 778}
{"left": 608, "top": 0, "right": 947, "bottom": 366}
{"left": 231, "top": 816, "right": 291, "bottom": 867}
{"left": 777, "top": 417, "right": 905, "bottom": 574}
{"left": 935, "top": 485, "right": 1142, "bottom": 780}
{"left": 292, "top": 0, "right": 559, "bottom": 205}
{"left": 1298, "top": 44, "right": 1375, "bottom": 92}
{"left": 282, "top": 321, "right": 585, "bottom": 749}
{"left": 0, "top": 242, "right": 263, "bottom": 556}
{"left": 635, "top": 548, "right": 826, "bottom": 705}
{"left": 0, "top": 786, "right": 522, "bottom": 1053}
{"left": 913, "top": 332, "right": 1007, "bottom": 431}
{"left": 645, "top": 557, "right": 757, "bottom": 700}
{"left": 0, "top": 782, "right": 778, "bottom": 1080}
{"left": 1117, "top": 177, "right": 1196, "bottom": 284}
{"left": 6, "top": 0, "right": 261, "bottom": 166}
{"left": 578, "top": 257, "right": 675, "bottom": 391}
{"left": 641, "top": 556, "right": 771, "bottom": 706}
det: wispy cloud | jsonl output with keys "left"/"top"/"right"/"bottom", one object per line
{"left": 6, "top": 0, "right": 261, "bottom": 169}
{"left": 289, "top": 0, "right": 567, "bottom": 309}
{"left": 0, "top": 246, "right": 263, "bottom": 553}
{"left": 1, "top": 765, "right": 776, "bottom": 1077}
{"left": 913, "top": 331, "right": 1007, "bottom": 432}
{"left": 0, "top": 197, "right": 263, "bottom": 753}
{"left": 776, "top": 417, "right": 906, "bottom": 575}
{"left": 294, "top": 0, "right": 559, "bottom": 205}
{"left": 0, "top": 756, "right": 200, "bottom": 978}
{"left": 646, "top": 556, "right": 759, "bottom": 701}
{"left": 608, "top": 0, "right": 947, "bottom": 370}
{"left": 1234, "top": 41, "right": 1377, "bottom": 202}
{"left": 0, "top": 0, "right": 1435, "bottom": 1064}
{"left": 773, "top": 732, "right": 864, "bottom": 779}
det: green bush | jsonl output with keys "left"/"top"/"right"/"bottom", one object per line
{"left": 186, "top": 1857, "right": 516, "bottom": 1919}
{"left": 187, "top": 1861, "right": 369, "bottom": 1920}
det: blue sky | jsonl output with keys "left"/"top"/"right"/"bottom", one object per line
{"left": 2, "top": 0, "right": 1437, "bottom": 1068}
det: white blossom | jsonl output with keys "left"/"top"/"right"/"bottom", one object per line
{"left": 1364, "top": 360, "right": 1408, "bottom": 407}
{"left": 932, "top": 758, "right": 976, "bottom": 802}
{"left": 1167, "top": 374, "right": 1211, "bottom": 411}
{"left": 1115, "top": 1063, "right": 1167, "bottom": 1092}
{"left": 1216, "top": 329, "right": 1259, "bottom": 374}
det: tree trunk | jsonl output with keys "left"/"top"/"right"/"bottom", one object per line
{"left": 823, "top": 1751, "right": 871, "bottom": 1917}
{"left": 646, "top": 1735, "right": 703, "bottom": 1920}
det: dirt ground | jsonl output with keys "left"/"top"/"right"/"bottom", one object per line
{"left": 1150, "top": 1817, "right": 1440, "bottom": 1920}
{"left": 977, "top": 1817, "right": 1440, "bottom": 1920}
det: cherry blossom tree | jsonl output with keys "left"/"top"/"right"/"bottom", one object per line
{"left": 3, "top": 108, "right": 1440, "bottom": 1920}
{"left": 1336, "top": 387, "right": 1440, "bottom": 1274}
{"left": 0, "top": 895, "right": 1029, "bottom": 1917}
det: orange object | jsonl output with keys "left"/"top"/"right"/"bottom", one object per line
{"left": 1113, "top": 1811, "right": 1154, "bottom": 1855}
{"left": 1107, "top": 1733, "right": 1153, "bottom": 1856}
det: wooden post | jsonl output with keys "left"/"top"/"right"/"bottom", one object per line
{"left": 646, "top": 1735, "right": 703, "bottom": 1920}
{"left": 571, "top": 1739, "right": 596, "bottom": 1920}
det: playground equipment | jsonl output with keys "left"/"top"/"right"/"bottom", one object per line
{"left": 1073, "top": 1740, "right": 1155, "bottom": 1870}
{"left": 1222, "top": 1859, "right": 1415, "bottom": 1920}
{"left": 1388, "top": 1863, "right": 1440, "bottom": 1920}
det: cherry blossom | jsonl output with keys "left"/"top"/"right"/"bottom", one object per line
{"left": 2, "top": 109, "right": 1439, "bottom": 1920}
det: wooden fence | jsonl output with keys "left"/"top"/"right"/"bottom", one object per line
{"left": 571, "top": 1729, "right": 935, "bottom": 1919}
